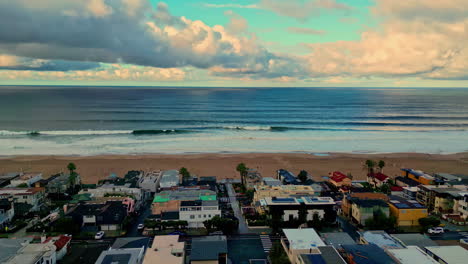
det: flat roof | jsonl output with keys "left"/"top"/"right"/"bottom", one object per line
{"left": 388, "top": 195, "right": 426, "bottom": 209}
{"left": 424, "top": 246, "right": 468, "bottom": 264}
{"left": 390, "top": 233, "right": 438, "bottom": 248}
{"left": 387, "top": 246, "right": 438, "bottom": 264}
{"left": 361, "top": 231, "right": 404, "bottom": 249}
{"left": 321, "top": 232, "right": 356, "bottom": 248}
{"left": 283, "top": 228, "right": 325, "bottom": 250}
{"left": 342, "top": 244, "right": 395, "bottom": 264}
{"left": 95, "top": 248, "right": 144, "bottom": 264}
{"left": 191, "top": 236, "right": 227, "bottom": 261}
{"left": 143, "top": 235, "right": 184, "bottom": 264}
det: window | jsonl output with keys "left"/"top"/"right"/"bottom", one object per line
{"left": 204, "top": 214, "right": 206, "bottom": 218}
{"left": 208, "top": 214, "right": 211, "bottom": 218}
{"left": 401, "top": 210, "right": 406, "bottom": 213}
{"left": 198, "top": 215, "right": 201, "bottom": 218}
{"left": 190, "top": 215, "right": 195, "bottom": 219}
{"left": 23, "top": 196, "right": 28, "bottom": 199}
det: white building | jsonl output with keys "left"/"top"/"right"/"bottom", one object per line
{"left": 386, "top": 246, "right": 438, "bottom": 264}
{"left": 10, "top": 172, "right": 43, "bottom": 187}
{"left": 0, "top": 188, "right": 45, "bottom": 212}
{"left": 281, "top": 228, "right": 326, "bottom": 264}
{"left": 0, "top": 199, "right": 15, "bottom": 228}
{"left": 456, "top": 192, "right": 468, "bottom": 220}
{"left": 159, "top": 170, "right": 180, "bottom": 189}
{"left": 179, "top": 200, "right": 221, "bottom": 228}
{"left": 80, "top": 184, "right": 145, "bottom": 208}
{"left": 95, "top": 247, "right": 145, "bottom": 264}
{"left": 424, "top": 246, "right": 468, "bottom": 264}
{"left": 138, "top": 171, "right": 161, "bottom": 193}
{"left": 5, "top": 242, "right": 57, "bottom": 264}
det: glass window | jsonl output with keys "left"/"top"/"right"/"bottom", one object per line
{"left": 190, "top": 215, "right": 195, "bottom": 219}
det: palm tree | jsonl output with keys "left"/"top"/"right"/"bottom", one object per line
{"left": 297, "top": 170, "right": 308, "bottom": 183}
{"left": 236, "top": 163, "right": 248, "bottom": 186}
{"left": 67, "top": 162, "right": 77, "bottom": 186}
{"left": 180, "top": 167, "right": 190, "bottom": 181}
{"left": 364, "top": 160, "right": 376, "bottom": 174}
{"left": 378, "top": 160, "right": 386, "bottom": 173}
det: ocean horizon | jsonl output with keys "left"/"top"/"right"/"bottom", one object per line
{"left": 1, "top": 86, "right": 468, "bottom": 156}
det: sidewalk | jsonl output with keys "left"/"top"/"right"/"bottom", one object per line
{"left": 226, "top": 183, "right": 249, "bottom": 234}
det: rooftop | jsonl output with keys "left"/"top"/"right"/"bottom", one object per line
{"left": 348, "top": 192, "right": 389, "bottom": 201}
{"left": 0, "top": 238, "right": 33, "bottom": 263}
{"left": 424, "top": 246, "right": 468, "bottom": 264}
{"left": 277, "top": 169, "right": 298, "bottom": 184}
{"left": 143, "top": 235, "right": 184, "bottom": 264}
{"left": 300, "top": 246, "right": 346, "bottom": 264}
{"left": 401, "top": 169, "right": 434, "bottom": 180}
{"left": 0, "top": 187, "right": 44, "bottom": 195}
{"left": 353, "top": 199, "right": 389, "bottom": 208}
{"left": 153, "top": 189, "right": 217, "bottom": 203}
{"left": 321, "top": 232, "right": 356, "bottom": 248}
{"left": 395, "top": 176, "right": 420, "bottom": 187}
{"left": 361, "top": 231, "right": 404, "bottom": 249}
{"left": 160, "top": 170, "right": 179, "bottom": 185}
{"left": 262, "top": 177, "right": 282, "bottom": 186}
{"left": 388, "top": 195, "right": 426, "bottom": 209}
{"left": 329, "top": 171, "right": 349, "bottom": 183}
{"left": 112, "top": 237, "right": 150, "bottom": 250}
{"left": 95, "top": 248, "right": 144, "bottom": 264}
{"left": 387, "top": 246, "right": 438, "bottom": 264}
{"left": 283, "top": 228, "right": 325, "bottom": 250}
{"left": 390, "top": 233, "right": 438, "bottom": 248}
{"left": 191, "top": 236, "right": 227, "bottom": 261}
{"left": 341, "top": 244, "right": 395, "bottom": 264}
{"left": 368, "top": 173, "right": 389, "bottom": 182}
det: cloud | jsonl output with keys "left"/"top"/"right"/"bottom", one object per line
{"left": 259, "top": 0, "right": 352, "bottom": 22}
{"left": 224, "top": 11, "right": 249, "bottom": 34}
{"left": 287, "top": 27, "right": 326, "bottom": 35}
{"left": 203, "top": 3, "right": 258, "bottom": 9}
{"left": 0, "top": 64, "right": 186, "bottom": 81}
{"left": 301, "top": 0, "right": 468, "bottom": 80}
{"left": 0, "top": 0, "right": 282, "bottom": 76}
{"left": 0, "top": 54, "right": 100, "bottom": 71}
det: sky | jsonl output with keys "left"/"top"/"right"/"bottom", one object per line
{"left": 0, "top": 0, "right": 467, "bottom": 87}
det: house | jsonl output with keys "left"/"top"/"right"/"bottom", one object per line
{"left": 359, "top": 231, "right": 404, "bottom": 250}
{"left": 277, "top": 169, "right": 299, "bottom": 185}
{"left": 151, "top": 188, "right": 217, "bottom": 215}
{"left": 245, "top": 169, "right": 262, "bottom": 188}
{"left": 351, "top": 199, "right": 390, "bottom": 226}
{"left": 367, "top": 173, "right": 389, "bottom": 187}
{"left": 143, "top": 235, "right": 184, "bottom": 264}
{"left": 0, "top": 238, "right": 33, "bottom": 263}
{"left": 190, "top": 235, "right": 228, "bottom": 264}
{"left": 260, "top": 196, "right": 336, "bottom": 222}
{"left": 390, "top": 233, "right": 438, "bottom": 248}
{"left": 253, "top": 185, "right": 320, "bottom": 213}
{"left": 386, "top": 246, "right": 438, "bottom": 264}
{"left": 328, "top": 171, "right": 351, "bottom": 187}
{"left": 456, "top": 193, "right": 468, "bottom": 220}
{"left": 79, "top": 184, "right": 145, "bottom": 209}
{"left": 395, "top": 176, "right": 420, "bottom": 187}
{"left": 297, "top": 246, "right": 346, "bottom": 264}
{"left": 112, "top": 237, "right": 150, "bottom": 250}
{"left": 138, "top": 171, "right": 161, "bottom": 193}
{"left": 179, "top": 200, "right": 221, "bottom": 228}
{"left": 0, "top": 173, "right": 20, "bottom": 188}
{"left": 341, "top": 244, "right": 395, "bottom": 264}
{"left": 5, "top": 238, "right": 60, "bottom": 264}
{"left": 320, "top": 232, "right": 356, "bottom": 249}
{"left": 416, "top": 185, "right": 467, "bottom": 213}
{"left": 44, "top": 172, "right": 81, "bottom": 194}
{"left": 388, "top": 195, "right": 428, "bottom": 227}
{"left": 401, "top": 169, "right": 434, "bottom": 185}
{"left": 434, "top": 173, "right": 468, "bottom": 186}
{"left": 423, "top": 246, "right": 468, "bottom": 264}
{"left": 402, "top": 186, "right": 418, "bottom": 199}
{"left": 0, "top": 198, "right": 15, "bottom": 229}
{"left": 341, "top": 192, "right": 389, "bottom": 218}
{"left": 262, "top": 177, "right": 282, "bottom": 187}
{"left": 159, "top": 170, "right": 180, "bottom": 189}
{"left": 65, "top": 201, "right": 128, "bottom": 233}
{"left": 51, "top": 235, "right": 72, "bottom": 260}
{"left": 10, "top": 172, "right": 43, "bottom": 187}
{"left": 281, "top": 228, "right": 326, "bottom": 263}
{"left": 95, "top": 247, "right": 145, "bottom": 264}
{"left": 0, "top": 187, "right": 45, "bottom": 215}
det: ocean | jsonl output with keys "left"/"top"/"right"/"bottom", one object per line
{"left": 1, "top": 86, "right": 468, "bottom": 155}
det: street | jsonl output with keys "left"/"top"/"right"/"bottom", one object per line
{"left": 226, "top": 183, "right": 250, "bottom": 234}
{"left": 126, "top": 201, "right": 152, "bottom": 237}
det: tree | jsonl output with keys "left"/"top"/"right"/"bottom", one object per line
{"left": 365, "top": 210, "right": 396, "bottom": 230}
{"left": 297, "top": 170, "right": 308, "bottom": 183}
{"left": 180, "top": 167, "right": 190, "bottom": 180}
{"left": 419, "top": 216, "right": 440, "bottom": 229}
{"left": 269, "top": 241, "right": 290, "bottom": 264}
{"left": 67, "top": 162, "right": 78, "bottom": 186}
{"left": 203, "top": 216, "right": 238, "bottom": 235}
{"left": 236, "top": 163, "right": 248, "bottom": 186}
{"left": 378, "top": 160, "right": 386, "bottom": 173}
{"left": 347, "top": 173, "right": 354, "bottom": 180}
{"left": 380, "top": 183, "right": 390, "bottom": 195}
{"left": 364, "top": 160, "right": 376, "bottom": 174}
{"left": 298, "top": 204, "right": 308, "bottom": 225}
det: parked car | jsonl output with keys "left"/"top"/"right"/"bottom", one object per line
{"left": 427, "top": 227, "right": 444, "bottom": 234}
{"left": 95, "top": 231, "right": 105, "bottom": 240}
{"left": 137, "top": 224, "right": 145, "bottom": 230}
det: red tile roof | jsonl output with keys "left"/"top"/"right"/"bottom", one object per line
{"left": 368, "top": 173, "right": 389, "bottom": 182}
{"left": 390, "top": 186, "right": 404, "bottom": 191}
{"left": 54, "top": 235, "right": 72, "bottom": 251}
{"left": 330, "top": 171, "right": 349, "bottom": 182}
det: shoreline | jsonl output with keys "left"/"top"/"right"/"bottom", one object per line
{"left": 1, "top": 152, "right": 467, "bottom": 184}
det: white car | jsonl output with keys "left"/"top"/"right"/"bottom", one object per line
{"left": 95, "top": 231, "right": 105, "bottom": 240}
{"left": 137, "top": 224, "right": 145, "bottom": 230}
{"left": 427, "top": 227, "right": 444, "bottom": 234}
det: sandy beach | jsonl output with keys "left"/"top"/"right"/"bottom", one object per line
{"left": 1, "top": 152, "right": 468, "bottom": 184}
